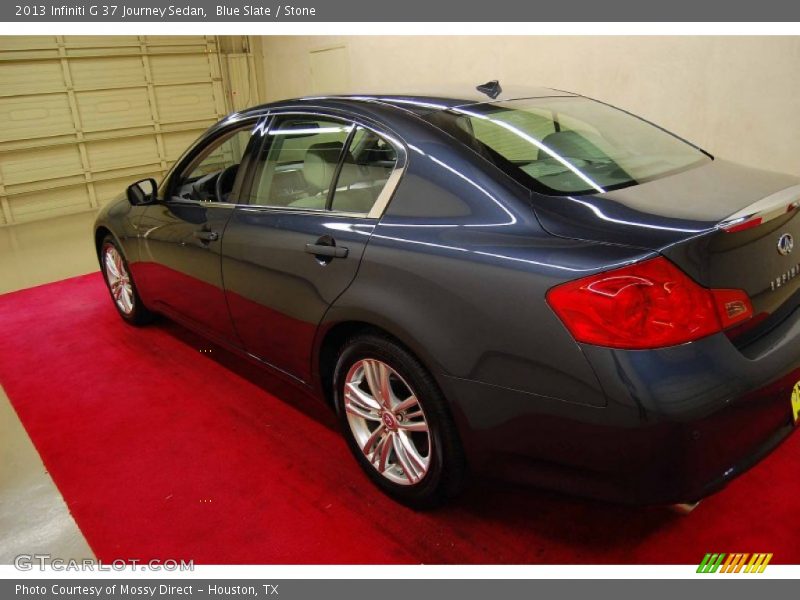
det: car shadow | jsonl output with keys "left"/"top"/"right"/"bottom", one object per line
{"left": 158, "top": 318, "right": 339, "bottom": 432}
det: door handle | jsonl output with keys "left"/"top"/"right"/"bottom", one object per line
{"left": 305, "top": 243, "right": 348, "bottom": 259}
{"left": 193, "top": 230, "right": 219, "bottom": 242}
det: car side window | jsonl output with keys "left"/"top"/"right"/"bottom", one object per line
{"left": 248, "top": 117, "right": 354, "bottom": 210}
{"left": 171, "top": 126, "right": 253, "bottom": 203}
{"left": 248, "top": 116, "right": 399, "bottom": 215}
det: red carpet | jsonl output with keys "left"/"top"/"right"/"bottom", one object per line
{"left": 1, "top": 272, "right": 798, "bottom": 564}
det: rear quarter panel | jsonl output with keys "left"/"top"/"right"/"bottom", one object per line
{"left": 322, "top": 132, "right": 654, "bottom": 410}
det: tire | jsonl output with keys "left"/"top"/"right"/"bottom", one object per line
{"left": 333, "top": 332, "right": 467, "bottom": 508}
{"left": 99, "top": 234, "right": 154, "bottom": 326}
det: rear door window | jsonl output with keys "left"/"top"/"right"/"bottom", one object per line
{"left": 247, "top": 115, "right": 399, "bottom": 215}
{"left": 248, "top": 117, "right": 354, "bottom": 209}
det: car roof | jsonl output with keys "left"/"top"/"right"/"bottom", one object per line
{"left": 246, "top": 84, "right": 578, "bottom": 117}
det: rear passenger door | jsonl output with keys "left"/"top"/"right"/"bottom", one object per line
{"left": 221, "top": 112, "right": 404, "bottom": 381}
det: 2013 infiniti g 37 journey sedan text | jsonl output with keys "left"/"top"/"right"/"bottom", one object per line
{"left": 94, "top": 82, "right": 800, "bottom": 508}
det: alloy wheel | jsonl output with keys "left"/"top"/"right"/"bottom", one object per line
{"left": 344, "top": 358, "right": 431, "bottom": 486}
{"left": 103, "top": 244, "right": 134, "bottom": 315}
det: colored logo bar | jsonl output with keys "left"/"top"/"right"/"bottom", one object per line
{"left": 697, "top": 553, "right": 773, "bottom": 573}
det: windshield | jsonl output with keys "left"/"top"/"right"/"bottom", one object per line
{"left": 425, "top": 97, "right": 711, "bottom": 195}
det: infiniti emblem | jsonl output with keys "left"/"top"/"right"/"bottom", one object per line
{"left": 381, "top": 412, "right": 397, "bottom": 430}
{"left": 777, "top": 233, "right": 794, "bottom": 256}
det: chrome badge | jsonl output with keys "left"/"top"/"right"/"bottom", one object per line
{"left": 777, "top": 233, "right": 794, "bottom": 256}
{"left": 770, "top": 262, "right": 800, "bottom": 291}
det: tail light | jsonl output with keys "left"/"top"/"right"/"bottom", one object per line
{"left": 546, "top": 256, "right": 753, "bottom": 349}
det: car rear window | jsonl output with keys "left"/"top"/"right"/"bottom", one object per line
{"left": 424, "top": 97, "right": 711, "bottom": 196}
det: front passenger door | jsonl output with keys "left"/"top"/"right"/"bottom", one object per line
{"left": 221, "top": 114, "right": 403, "bottom": 381}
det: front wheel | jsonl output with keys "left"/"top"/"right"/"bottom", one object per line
{"left": 100, "top": 235, "right": 153, "bottom": 326}
{"left": 333, "top": 333, "right": 467, "bottom": 508}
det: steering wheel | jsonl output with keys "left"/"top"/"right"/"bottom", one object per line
{"left": 214, "top": 164, "right": 239, "bottom": 203}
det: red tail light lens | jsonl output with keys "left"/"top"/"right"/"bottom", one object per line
{"left": 710, "top": 289, "right": 753, "bottom": 328}
{"left": 546, "top": 257, "right": 753, "bottom": 349}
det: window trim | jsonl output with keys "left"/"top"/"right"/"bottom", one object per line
{"left": 240, "top": 108, "right": 407, "bottom": 219}
{"left": 160, "top": 115, "right": 264, "bottom": 209}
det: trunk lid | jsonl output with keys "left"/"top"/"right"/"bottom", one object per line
{"left": 531, "top": 159, "right": 800, "bottom": 341}
{"left": 666, "top": 200, "right": 800, "bottom": 344}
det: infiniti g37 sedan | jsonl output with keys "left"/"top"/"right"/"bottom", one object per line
{"left": 94, "top": 83, "right": 800, "bottom": 508}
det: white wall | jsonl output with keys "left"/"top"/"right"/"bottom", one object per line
{"left": 260, "top": 36, "right": 800, "bottom": 176}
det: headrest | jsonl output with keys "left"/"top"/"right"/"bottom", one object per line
{"left": 303, "top": 142, "right": 344, "bottom": 191}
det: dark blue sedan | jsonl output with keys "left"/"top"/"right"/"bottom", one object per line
{"left": 94, "top": 83, "right": 800, "bottom": 508}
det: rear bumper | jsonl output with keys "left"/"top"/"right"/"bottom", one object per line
{"left": 441, "top": 309, "right": 800, "bottom": 505}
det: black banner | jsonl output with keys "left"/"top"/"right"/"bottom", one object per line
{"left": 2, "top": 0, "right": 800, "bottom": 22}
{"left": 4, "top": 579, "right": 797, "bottom": 600}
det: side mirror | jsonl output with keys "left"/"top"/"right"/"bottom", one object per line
{"left": 126, "top": 178, "right": 158, "bottom": 206}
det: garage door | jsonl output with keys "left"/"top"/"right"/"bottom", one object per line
{"left": 0, "top": 36, "right": 230, "bottom": 226}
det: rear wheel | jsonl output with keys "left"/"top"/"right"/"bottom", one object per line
{"left": 333, "top": 333, "right": 467, "bottom": 508}
{"left": 100, "top": 235, "right": 153, "bottom": 326}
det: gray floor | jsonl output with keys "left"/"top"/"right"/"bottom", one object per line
{"left": 0, "top": 212, "right": 98, "bottom": 563}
